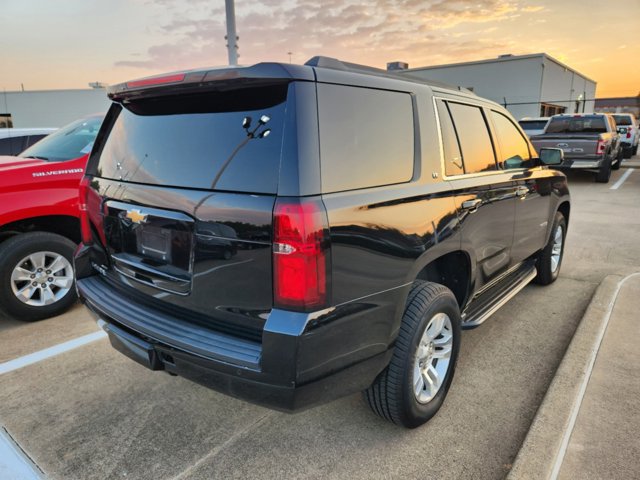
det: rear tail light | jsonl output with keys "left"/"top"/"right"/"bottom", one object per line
{"left": 273, "top": 198, "right": 331, "bottom": 311}
{"left": 627, "top": 131, "right": 631, "bottom": 139}
{"left": 596, "top": 139, "right": 606, "bottom": 155}
{"left": 79, "top": 176, "right": 93, "bottom": 245}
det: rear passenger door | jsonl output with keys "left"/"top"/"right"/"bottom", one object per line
{"left": 488, "top": 109, "right": 553, "bottom": 263}
{"left": 436, "top": 99, "right": 517, "bottom": 294}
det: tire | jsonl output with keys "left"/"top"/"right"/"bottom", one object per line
{"left": 0, "top": 232, "right": 77, "bottom": 321}
{"left": 633, "top": 145, "right": 638, "bottom": 156}
{"left": 364, "top": 281, "right": 461, "bottom": 428}
{"left": 534, "top": 211, "right": 566, "bottom": 285}
{"left": 612, "top": 148, "right": 623, "bottom": 170}
{"left": 595, "top": 158, "right": 612, "bottom": 183}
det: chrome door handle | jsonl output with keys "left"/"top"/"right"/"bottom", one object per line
{"left": 516, "top": 186, "right": 529, "bottom": 198}
{"left": 461, "top": 199, "right": 482, "bottom": 211}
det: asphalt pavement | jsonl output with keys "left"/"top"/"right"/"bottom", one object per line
{"left": 1, "top": 155, "right": 639, "bottom": 480}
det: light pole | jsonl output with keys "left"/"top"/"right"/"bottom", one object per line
{"left": 225, "top": 0, "right": 239, "bottom": 66}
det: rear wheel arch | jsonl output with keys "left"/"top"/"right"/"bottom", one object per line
{"left": 557, "top": 201, "right": 570, "bottom": 227}
{"left": 0, "top": 215, "right": 80, "bottom": 246}
{"left": 414, "top": 250, "right": 472, "bottom": 308}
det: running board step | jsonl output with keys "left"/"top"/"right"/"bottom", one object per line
{"left": 461, "top": 263, "right": 537, "bottom": 329}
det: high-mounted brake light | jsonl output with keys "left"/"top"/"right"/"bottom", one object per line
{"left": 126, "top": 73, "right": 186, "bottom": 88}
{"left": 79, "top": 176, "right": 93, "bottom": 245}
{"left": 273, "top": 198, "right": 330, "bottom": 311}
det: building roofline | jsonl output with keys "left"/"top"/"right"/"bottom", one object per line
{"left": 2, "top": 88, "right": 106, "bottom": 94}
{"left": 403, "top": 52, "right": 596, "bottom": 84}
{"left": 594, "top": 96, "right": 639, "bottom": 101}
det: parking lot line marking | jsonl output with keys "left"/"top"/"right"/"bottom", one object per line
{"left": 610, "top": 168, "right": 634, "bottom": 190}
{"left": 0, "top": 427, "right": 44, "bottom": 480}
{"left": 0, "top": 330, "right": 107, "bottom": 376}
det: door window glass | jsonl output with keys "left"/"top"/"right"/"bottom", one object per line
{"left": 447, "top": 102, "right": 497, "bottom": 174}
{"left": 436, "top": 100, "right": 464, "bottom": 176}
{"left": 490, "top": 111, "right": 531, "bottom": 169}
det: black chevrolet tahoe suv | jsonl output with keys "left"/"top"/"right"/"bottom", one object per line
{"left": 75, "top": 56, "right": 570, "bottom": 428}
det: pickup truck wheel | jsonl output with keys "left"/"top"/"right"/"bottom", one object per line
{"left": 612, "top": 148, "right": 623, "bottom": 170}
{"left": 363, "top": 281, "right": 461, "bottom": 428}
{"left": 534, "top": 212, "right": 566, "bottom": 285}
{"left": 0, "top": 232, "right": 77, "bottom": 321}
{"left": 633, "top": 145, "right": 638, "bottom": 156}
{"left": 595, "top": 159, "right": 612, "bottom": 183}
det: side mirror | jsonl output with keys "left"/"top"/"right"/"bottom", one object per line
{"left": 539, "top": 148, "right": 564, "bottom": 166}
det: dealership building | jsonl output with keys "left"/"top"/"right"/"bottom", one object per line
{"left": 392, "top": 53, "right": 597, "bottom": 120}
{"left": 1, "top": 87, "right": 111, "bottom": 128}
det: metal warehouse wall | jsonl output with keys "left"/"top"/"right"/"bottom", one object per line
{"left": 2, "top": 89, "right": 111, "bottom": 127}
{"left": 400, "top": 55, "right": 596, "bottom": 120}
{"left": 540, "top": 57, "right": 596, "bottom": 114}
{"left": 403, "top": 57, "right": 544, "bottom": 119}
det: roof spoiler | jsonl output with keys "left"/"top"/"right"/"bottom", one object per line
{"left": 107, "top": 63, "right": 314, "bottom": 102}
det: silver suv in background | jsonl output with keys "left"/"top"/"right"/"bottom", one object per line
{"left": 612, "top": 113, "right": 638, "bottom": 158}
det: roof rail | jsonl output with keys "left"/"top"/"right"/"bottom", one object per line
{"left": 304, "top": 55, "right": 476, "bottom": 94}
{"left": 305, "top": 56, "right": 388, "bottom": 75}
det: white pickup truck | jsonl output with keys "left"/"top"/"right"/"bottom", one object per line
{"left": 530, "top": 113, "right": 623, "bottom": 183}
{"left": 612, "top": 113, "right": 639, "bottom": 158}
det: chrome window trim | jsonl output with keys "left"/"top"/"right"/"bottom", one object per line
{"left": 432, "top": 95, "right": 529, "bottom": 181}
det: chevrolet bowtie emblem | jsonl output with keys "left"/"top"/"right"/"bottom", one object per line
{"left": 126, "top": 209, "right": 148, "bottom": 224}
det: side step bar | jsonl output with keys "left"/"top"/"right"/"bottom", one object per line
{"left": 461, "top": 262, "right": 537, "bottom": 329}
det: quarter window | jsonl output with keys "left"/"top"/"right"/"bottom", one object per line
{"left": 447, "top": 102, "right": 497, "bottom": 174}
{"left": 317, "top": 84, "right": 414, "bottom": 193}
{"left": 490, "top": 111, "right": 531, "bottom": 169}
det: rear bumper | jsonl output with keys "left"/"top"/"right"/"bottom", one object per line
{"left": 556, "top": 157, "right": 604, "bottom": 169}
{"left": 77, "top": 274, "right": 393, "bottom": 412}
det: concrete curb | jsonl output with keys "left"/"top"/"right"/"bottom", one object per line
{"left": 507, "top": 274, "right": 624, "bottom": 480}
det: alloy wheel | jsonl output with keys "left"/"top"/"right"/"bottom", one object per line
{"left": 551, "top": 225, "right": 563, "bottom": 273}
{"left": 10, "top": 251, "right": 74, "bottom": 307}
{"left": 413, "top": 312, "right": 454, "bottom": 404}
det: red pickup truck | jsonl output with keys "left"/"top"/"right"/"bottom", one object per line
{"left": 0, "top": 115, "right": 103, "bottom": 320}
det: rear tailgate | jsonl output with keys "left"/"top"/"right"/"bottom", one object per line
{"left": 531, "top": 134, "right": 601, "bottom": 158}
{"left": 84, "top": 83, "right": 293, "bottom": 338}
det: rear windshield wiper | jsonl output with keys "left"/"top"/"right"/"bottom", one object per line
{"left": 23, "top": 155, "right": 50, "bottom": 161}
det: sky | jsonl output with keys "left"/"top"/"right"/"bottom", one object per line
{"left": 1, "top": 0, "right": 639, "bottom": 97}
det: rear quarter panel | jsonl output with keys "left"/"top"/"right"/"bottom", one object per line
{"left": 301, "top": 83, "right": 462, "bottom": 378}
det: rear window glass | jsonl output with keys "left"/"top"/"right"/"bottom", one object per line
{"left": 317, "top": 84, "right": 414, "bottom": 193}
{"left": 519, "top": 120, "right": 548, "bottom": 130}
{"left": 546, "top": 116, "right": 607, "bottom": 133}
{"left": 613, "top": 115, "right": 632, "bottom": 126}
{"left": 95, "top": 86, "right": 288, "bottom": 194}
{"left": 19, "top": 117, "right": 101, "bottom": 162}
